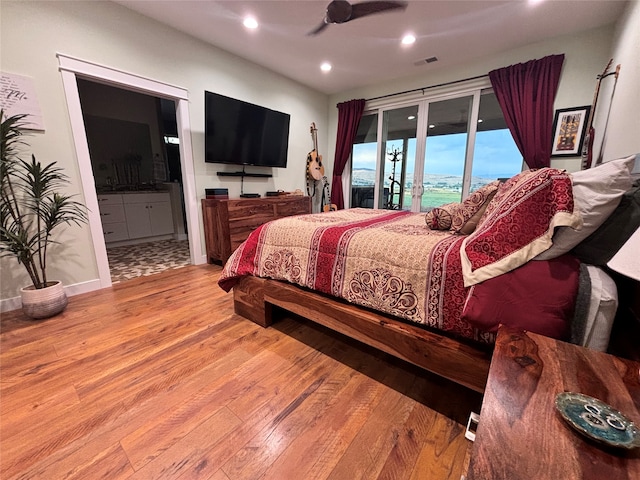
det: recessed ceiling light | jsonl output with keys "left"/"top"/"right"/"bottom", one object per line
{"left": 407, "top": 115, "right": 416, "bottom": 120}
{"left": 478, "top": 119, "right": 483, "bottom": 123}
{"left": 320, "top": 62, "right": 332, "bottom": 72}
{"left": 428, "top": 124, "right": 435, "bottom": 129}
{"left": 401, "top": 34, "right": 416, "bottom": 46}
{"left": 243, "top": 17, "right": 258, "bottom": 29}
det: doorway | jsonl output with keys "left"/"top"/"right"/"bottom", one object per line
{"left": 58, "top": 54, "right": 203, "bottom": 289}
{"left": 77, "top": 79, "right": 190, "bottom": 283}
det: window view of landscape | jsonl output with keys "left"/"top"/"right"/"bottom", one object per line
{"left": 352, "top": 89, "right": 523, "bottom": 212}
{"left": 353, "top": 129, "right": 522, "bottom": 210}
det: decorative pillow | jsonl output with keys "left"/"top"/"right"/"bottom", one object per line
{"left": 535, "top": 154, "right": 637, "bottom": 260}
{"left": 460, "top": 168, "right": 582, "bottom": 287}
{"left": 461, "top": 254, "right": 579, "bottom": 340}
{"left": 451, "top": 181, "right": 500, "bottom": 235}
{"left": 571, "top": 178, "right": 640, "bottom": 265}
{"left": 425, "top": 202, "right": 459, "bottom": 230}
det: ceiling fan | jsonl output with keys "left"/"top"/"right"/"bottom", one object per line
{"left": 308, "top": 0, "right": 408, "bottom": 36}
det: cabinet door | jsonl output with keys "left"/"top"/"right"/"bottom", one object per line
{"left": 124, "top": 203, "right": 153, "bottom": 239}
{"left": 103, "top": 222, "right": 129, "bottom": 243}
{"left": 148, "top": 202, "right": 174, "bottom": 236}
{"left": 100, "top": 204, "right": 126, "bottom": 225}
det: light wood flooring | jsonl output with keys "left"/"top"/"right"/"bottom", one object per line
{"left": 0, "top": 265, "right": 482, "bottom": 479}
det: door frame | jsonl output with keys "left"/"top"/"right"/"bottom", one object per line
{"left": 57, "top": 53, "right": 203, "bottom": 289}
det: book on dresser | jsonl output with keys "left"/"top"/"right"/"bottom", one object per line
{"left": 202, "top": 195, "right": 312, "bottom": 265}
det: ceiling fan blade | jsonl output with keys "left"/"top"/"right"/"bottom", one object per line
{"left": 307, "top": 20, "right": 330, "bottom": 36}
{"left": 350, "top": 1, "right": 407, "bottom": 21}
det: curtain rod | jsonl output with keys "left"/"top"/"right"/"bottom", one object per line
{"left": 365, "top": 74, "right": 488, "bottom": 102}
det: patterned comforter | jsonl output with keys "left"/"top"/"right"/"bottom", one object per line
{"left": 219, "top": 208, "right": 494, "bottom": 343}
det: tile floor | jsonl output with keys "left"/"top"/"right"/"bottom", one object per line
{"left": 106, "top": 239, "right": 191, "bottom": 284}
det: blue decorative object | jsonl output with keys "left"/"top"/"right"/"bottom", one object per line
{"left": 555, "top": 392, "right": 640, "bottom": 449}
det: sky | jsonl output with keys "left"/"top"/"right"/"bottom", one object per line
{"left": 352, "top": 129, "right": 523, "bottom": 180}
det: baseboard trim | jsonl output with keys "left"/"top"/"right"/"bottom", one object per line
{"left": 0, "top": 278, "right": 103, "bottom": 314}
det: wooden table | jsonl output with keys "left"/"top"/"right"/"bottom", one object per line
{"left": 467, "top": 327, "right": 640, "bottom": 479}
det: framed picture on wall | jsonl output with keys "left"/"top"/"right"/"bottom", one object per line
{"left": 551, "top": 106, "right": 591, "bottom": 157}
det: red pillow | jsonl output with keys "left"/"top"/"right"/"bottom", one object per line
{"left": 461, "top": 254, "right": 580, "bottom": 340}
{"left": 460, "top": 168, "right": 581, "bottom": 286}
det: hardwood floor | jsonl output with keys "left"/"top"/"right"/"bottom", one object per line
{"left": 0, "top": 265, "right": 482, "bottom": 479}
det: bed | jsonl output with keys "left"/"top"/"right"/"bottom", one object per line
{"left": 218, "top": 155, "right": 637, "bottom": 393}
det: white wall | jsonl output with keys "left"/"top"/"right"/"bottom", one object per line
{"left": 0, "top": 0, "right": 328, "bottom": 303}
{"left": 597, "top": 0, "right": 640, "bottom": 166}
{"left": 327, "top": 24, "right": 619, "bottom": 177}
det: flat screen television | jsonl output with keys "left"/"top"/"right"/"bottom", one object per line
{"left": 205, "top": 91, "right": 290, "bottom": 168}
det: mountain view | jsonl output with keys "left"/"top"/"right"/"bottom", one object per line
{"left": 352, "top": 169, "right": 501, "bottom": 209}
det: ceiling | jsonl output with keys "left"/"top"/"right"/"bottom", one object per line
{"left": 114, "top": 0, "right": 628, "bottom": 95}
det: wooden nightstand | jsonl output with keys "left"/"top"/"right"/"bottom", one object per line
{"left": 466, "top": 327, "right": 640, "bottom": 479}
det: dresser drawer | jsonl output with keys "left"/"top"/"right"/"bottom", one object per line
{"left": 274, "top": 199, "right": 311, "bottom": 217}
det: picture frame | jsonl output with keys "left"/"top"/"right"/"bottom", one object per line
{"left": 551, "top": 106, "right": 591, "bottom": 157}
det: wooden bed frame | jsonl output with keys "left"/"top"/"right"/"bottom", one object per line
{"left": 232, "top": 275, "right": 493, "bottom": 393}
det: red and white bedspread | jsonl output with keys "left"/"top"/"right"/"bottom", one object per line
{"left": 219, "top": 208, "right": 495, "bottom": 343}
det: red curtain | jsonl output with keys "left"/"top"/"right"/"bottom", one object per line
{"left": 489, "top": 54, "right": 564, "bottom": 169}
{"left": 331, "top": 99, "right": 365, "bottom": 209}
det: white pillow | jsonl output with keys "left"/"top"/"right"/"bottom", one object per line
{"left": 536, "top": 154, "right": 637, "bottom": 260}
{"left": 580, "top": 265, "right": 618, "bottom": 351}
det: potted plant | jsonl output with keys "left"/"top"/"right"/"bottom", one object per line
{"left": 1, "top": 110, "right": 88, "bottom": 319}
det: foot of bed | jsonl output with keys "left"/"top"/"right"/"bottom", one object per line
{"left": 233, "top": 275, "right": 273, "bottom": 327}
{"left": 232, "top": 276, "right": 491, "bottom": 392}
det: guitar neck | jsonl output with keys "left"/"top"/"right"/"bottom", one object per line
{"left": 586, "top": 59, "right": 614, "bottom": 129}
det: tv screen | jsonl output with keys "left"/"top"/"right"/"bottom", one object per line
{"left": 205, "top": 91, "right": 290, "bottom": 168}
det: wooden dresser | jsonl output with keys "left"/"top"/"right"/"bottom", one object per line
{"left": 202, "top": 195, "right": 311, "bottom": 265}
{"left": 466, "top": 327, "right": 640, "bottom": 480}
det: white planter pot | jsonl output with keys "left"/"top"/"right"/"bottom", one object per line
{"left": 20, "top": 281, "right": 68, "bottom": 319}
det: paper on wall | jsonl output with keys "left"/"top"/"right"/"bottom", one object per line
{"left": 0, "top": 72, "right": 44, "bottom": 130}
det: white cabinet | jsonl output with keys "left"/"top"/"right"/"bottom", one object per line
{"left": 148, "top": 201, "right": 175, "bottom": 235}
{"left": 123, "top": 193, "right": 174, "bottom": 239}
{"left": 97, "top": 192, "right": 174, "bottom": 244}
{"left": 98, "top": 194, "right": 129, "bottom": 243}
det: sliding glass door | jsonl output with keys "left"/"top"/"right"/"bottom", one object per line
{"left": 380, "top": 105, "right": 418, "bottom": 210}
{"left": 472, "top": 92, "right": 523, "bottom": 187}
{"left": 421, "top": 95, "right": 474, "bottom": 211}
{"left": 350, "top": 88, "right": 522, "bottom": 212}
{"left": 351, "top": 114, "right": 378, "bottom": 208}
{"left": 351, "top": 104, "right": 420, "bottom": 210}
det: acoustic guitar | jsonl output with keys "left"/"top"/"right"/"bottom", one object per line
{"left": 581, "top": 59, "right": 613, "bottom": 170}
{"left": 321, "top": 175, "right": 337, "bottom": 212}
{"left": 307, "top": 122, "right": 324, "bottom": 182}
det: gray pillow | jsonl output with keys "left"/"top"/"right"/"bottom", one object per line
{"left": 572, "top": 179, "right": 640, "bottom": 265}
{"left": 535, "top": 154, "right": 637, "bottom": 260}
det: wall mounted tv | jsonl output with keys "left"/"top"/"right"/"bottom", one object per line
{"left": 205, "top": 91, "right": 290, "bottom": 168}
